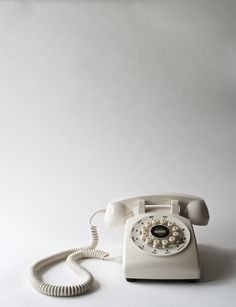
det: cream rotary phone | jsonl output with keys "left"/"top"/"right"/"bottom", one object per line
{"left": 29, "top": 193, "right": 209, "bottom": 297}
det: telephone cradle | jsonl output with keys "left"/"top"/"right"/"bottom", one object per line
{"left": 29, "top": 193, "right": 209, "bottom": 296}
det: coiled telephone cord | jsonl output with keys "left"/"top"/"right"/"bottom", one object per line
{"left": 29, "top": 209, "right": 109, "bottom": 297}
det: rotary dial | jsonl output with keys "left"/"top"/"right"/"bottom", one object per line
{"left": 130, "top": 215, "right": 191, "bottom": 256}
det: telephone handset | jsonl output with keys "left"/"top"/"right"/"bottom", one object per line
{"left": 105, "top": 193, "right": 209, "bottom": 226}
{"left": 29, "top": 193, "right": 209, "bottom": 297}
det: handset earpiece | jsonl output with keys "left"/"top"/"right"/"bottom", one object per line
{"left": 185, "top": 199, "right": 209, "bottom": 225}
{"left": 104, "top": 203, "right": 133, "bottom": 227}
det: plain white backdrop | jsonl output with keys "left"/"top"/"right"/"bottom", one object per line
{"left": 0, "top": 0, "right": 236, "bottom": 306}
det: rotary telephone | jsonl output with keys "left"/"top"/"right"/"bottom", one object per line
{"left": 29, "top": 193, "right": 209, "bottom": 297}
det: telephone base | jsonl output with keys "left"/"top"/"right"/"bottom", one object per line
{"left": 123, "top": 214, "right": 201, "bottom": 281}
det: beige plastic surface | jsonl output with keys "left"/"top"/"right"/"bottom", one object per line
{"left": 104, "top": 193, "right": 209, "bottom": 227}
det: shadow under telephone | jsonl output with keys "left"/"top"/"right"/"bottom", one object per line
{"left": 29, "top": 193, "right": 209, "bottom": 297}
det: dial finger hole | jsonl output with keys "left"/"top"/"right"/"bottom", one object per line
{"left": 153, "top": 240, "right": 160, "bottom": 248}
{"left": 162, "top": 239, "right": 168, "bottom": 247}
{"left": 145, "top": 222, "right": 152, "bottom": 228}
{"left": 145, "top": 237, "right": 153, "bottom": 244}
{"left": 159, "top": 219, "right": 166, "bottom": 225}
{"left": 152, "top": 219, "right": 158, "bottom": 225}
{"left": 172, "top": 231, "right": 179, "bottom": 237}
{"left": 140, "top": 233, "right": 147, "bottom": 240}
